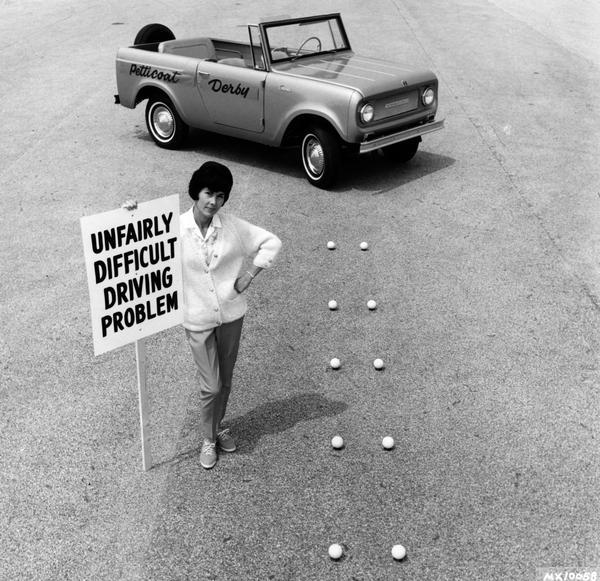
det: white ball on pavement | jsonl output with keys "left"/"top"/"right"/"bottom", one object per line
{"left": 360, "top": 241, "right": 369, "bottom": 250}
{"left": 382, "top": 436, "right": 395, "bottom": 450}
{"left": 327, "top": 241, "right": 336, "bottom": 249}
{"left": 373, "top": 358, "right": 384, "bottom": 370}
{"left": 391, "top": 544, "right": 406, "bottom": 560}
{"left": 328, "top": 300, "right": 338, "bottom": 310}
{"left": 328, "top": 543, "right": 343, "bottom": 560}
{"left": 367, "top": 299, "right": 377, "bottom": 310}
{"left": 330, "top": 358, "right": 341, "bottom": 369}
{"left": 331, "top": 435, "right": 344, "bottom": 449}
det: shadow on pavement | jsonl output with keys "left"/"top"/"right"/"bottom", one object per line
{"left": 136, "top": 128, "right": 455, "bottom": 193}
{"left": 340, "top": 149, "right": 456, "bottom": 194}
{"left": 155, "top": 392, "right": 348, "bottom": 468}
{"left": 227, "top": 392, "right": 348, "bottom": 453}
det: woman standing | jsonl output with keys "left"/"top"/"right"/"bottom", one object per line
{"left": 180, "top": 161, "right": 282, "bottom": 469}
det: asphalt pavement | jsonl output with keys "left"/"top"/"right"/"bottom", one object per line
{"left": 1, "top": 0, "right": 599, "bottom": 579}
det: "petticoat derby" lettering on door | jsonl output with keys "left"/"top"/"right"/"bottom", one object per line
{"left": 207, "top": 78, "right": 250, "bottom": 99}
{"left": 129, "top": 64, "right": 181, "bottom": 83}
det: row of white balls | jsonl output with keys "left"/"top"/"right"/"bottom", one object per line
{"left": 329, "top": 434, "right": 404, "bottom": 562}
{"left": 328, "top": 542, "right": 406, "bottom": 561}
{"left": 326, "top": 240, "right": 405, "bottom": 564}
{"left": 327, "top": 240, "right": 370, "bottom": 251}
{"left": 327, "top": 239, "right": 374, "bottom": 310}
{"left": 331, "top": 435, "right": 395, "bottom": 450}
{"left": 328, "top": 433, "right": 402, "bottom": 564}
{"left": 327, "top": 242, "right": 380, "bottom": 367}
{"left": 330, "top": 357, "right": 384, "bottom": 370}
{"left": 328, "top": 299, "right": 377, "bottom": 310}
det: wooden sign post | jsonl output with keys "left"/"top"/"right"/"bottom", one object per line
{"left": 81, "top": 195, "right": 183, "bottom": 470}
{"left": 135, "top": 338, "right": 152, "bottom": 471}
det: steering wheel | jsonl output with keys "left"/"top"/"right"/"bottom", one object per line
{"left": 296, "top": 36, "right": 322, "bottom": 56}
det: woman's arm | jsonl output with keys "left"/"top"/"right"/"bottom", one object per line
{"left": 230, "top": 216, "right": 282, "bottom": 293}
{"left": 231, "top": 215, "right": 282, "bottom": 269}
{"left": 234, "top": 266, "right": 263, "bottom": 293}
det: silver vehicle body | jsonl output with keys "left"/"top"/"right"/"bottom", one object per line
{"left": 115, "top": 13, "right": 443, "bottom": 153}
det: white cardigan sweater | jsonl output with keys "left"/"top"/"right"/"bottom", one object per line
{"left": 180, "top": 207, "right": 282, "bottom": 331}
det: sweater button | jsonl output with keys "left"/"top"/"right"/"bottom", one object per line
{"left": 214, "top": 307, "right": 219, "bottom": 312}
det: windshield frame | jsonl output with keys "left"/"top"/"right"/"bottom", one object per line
{"left": 259, "top": 13, "right": 351, "bottom": 66}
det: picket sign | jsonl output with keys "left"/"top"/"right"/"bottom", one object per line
{"left": 80, "top": 195, "right": 183, "bottom": 470}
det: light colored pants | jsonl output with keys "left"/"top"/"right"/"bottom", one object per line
{"left": 185, "top": 318, "right": 244, "bottom": 442}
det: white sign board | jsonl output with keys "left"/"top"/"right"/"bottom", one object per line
{"left": 81, "top": 195, "right": 183, "bottom": 356}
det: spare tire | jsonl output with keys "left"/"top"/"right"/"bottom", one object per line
{"left": 134, "top": 23, "right": 175, "bottom": 45}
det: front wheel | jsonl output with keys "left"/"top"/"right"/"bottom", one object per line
{"left": 145, "top": 95, "right": 188, "bottom": 149}
{"left": 300, "top": 126, "right": 341, "bottom": 189}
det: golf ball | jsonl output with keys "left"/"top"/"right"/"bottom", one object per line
{"left": 373, "top": 358, "right": 384, "bottom": 370}
{"left": 367, "top": 299, "right": 377, "bottom": 310}
{"left": 328, "top": 543, "right": 343, "bottom": 560}
{"left": 382, "top": 436, "right": 395, "bottom": 450}
{"left": 331, "top": 435, "right": 344, "bottom": 449}
{"left": 360, "top": 241, "right": 369, "bottom": 250}
{"left": 328, "top": 300, "right": 338, "bottom": 310}
{"left": 327, "top": 241, "right": 336, "bottom": 249}
{"left": 330, "top": 358, "right": 341, "bottom": 369}
{"left": 391, "top": 544, "right": 406, "bottom": 560}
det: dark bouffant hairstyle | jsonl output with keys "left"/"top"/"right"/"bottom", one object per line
{"left": 188, "top": 161, "right": 233, "bottom": 203}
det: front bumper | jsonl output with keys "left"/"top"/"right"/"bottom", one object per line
{"left": 359, "top": 119, "right": 445, "bottom": 154}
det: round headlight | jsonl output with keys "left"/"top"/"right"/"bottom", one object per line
{"left": 360, "top": 103, "right": 374, "bottom": 123}
{"left": 422, "top": 88, "right": 435, "bottom": 106}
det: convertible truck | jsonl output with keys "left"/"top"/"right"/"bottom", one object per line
{"left": 115, "top": 13, "right": 444, "bottom": 189}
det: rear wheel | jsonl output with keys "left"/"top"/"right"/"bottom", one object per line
{"left": 134, "top": 23, "right": 175, "bottom": 45}
{"left": 300, "top": 125, "right": 341, "bottom": 189}
{"left": 383, "top": 137, "right": 421, "bottom": 162}
{"left": 145, "top": 95, "right": 188, "bottom": 149}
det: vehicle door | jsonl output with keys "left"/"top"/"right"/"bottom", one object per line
{"left": 196, "top": 61, "right": 266, "bottom": 133}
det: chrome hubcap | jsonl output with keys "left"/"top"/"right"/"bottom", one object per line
{"left": 152, "top": 105, "right": 174, "bottom": 139}
{"left": 303, "top": 135, "right": 324, "bottom": 176}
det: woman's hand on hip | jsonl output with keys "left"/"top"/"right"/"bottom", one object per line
{"left": 234, "top": 272, "right": 253, "bottom": 294}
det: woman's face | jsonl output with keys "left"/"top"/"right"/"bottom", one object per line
{"left": 195, "top": 187, "right": 226, "bottom": 221}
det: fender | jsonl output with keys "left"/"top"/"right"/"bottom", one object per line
{"left": 275, "top": 107, "right": 347, "bottom": 146}
{"left": 265, "top": 75, "right": 358, "bottom": 145}
{"left": 116, "top": 47, "right": 203, "bottom": 125}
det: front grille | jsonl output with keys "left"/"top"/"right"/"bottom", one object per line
{"left": 372, "top": 90, "right": 418, "bottom": 121}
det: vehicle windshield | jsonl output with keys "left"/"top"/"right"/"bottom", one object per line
{"left": 264, "top": 15, "right": 349, "bottom": 63}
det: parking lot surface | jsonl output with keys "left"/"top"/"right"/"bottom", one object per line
{"left": 1, "top": 1, "right": 599, "bottom": 579}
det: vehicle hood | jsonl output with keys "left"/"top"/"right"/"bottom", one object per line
{"left": 271, "top": 52, "right": 436, "bottom": 95}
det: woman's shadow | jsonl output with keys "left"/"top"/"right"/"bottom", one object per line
{"left": 225, "top": 392, "right": 348, "bottom": 453}
{"left": 161, "top": 392, "right": 348, "bottom": 467}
